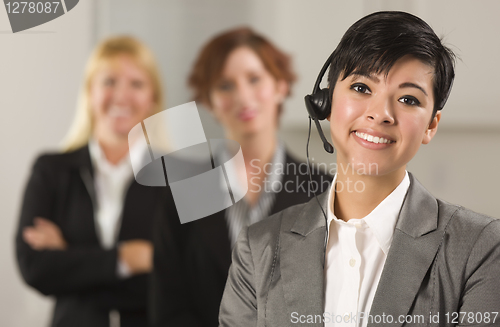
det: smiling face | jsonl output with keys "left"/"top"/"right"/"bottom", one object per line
{"left": 209, "top": 46, "right": 287, "bottom": 139}
{"left": 90, "top": 55, "right": 156, "bottom": 140}
{"left": 329, "top": 55, "right": 440, "bottom": 178}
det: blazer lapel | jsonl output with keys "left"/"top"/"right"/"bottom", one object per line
{"left": 73, "top": 145, "right": 102, "bottom": 245}
{"left": 73, "top": 145, "right": 95, "bottom": 206}
{"left": 280, "top": 191, "right": 329, "bottom": 320}
{"left": 369, "top": 173, "right": 442, "bottom": 327}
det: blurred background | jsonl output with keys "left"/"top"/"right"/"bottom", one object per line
{"left": 1, "top": 0, "right": 499, "bottom": 325}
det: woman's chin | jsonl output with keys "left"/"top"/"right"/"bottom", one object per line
{"left": 105, "top": 125, "right": 133, "bottom": 140}
{"left": 239, "top": 126, "right": 264, "bottom": 140}
{"left": 238, "top": 118, "right": 275, "bottom": 137}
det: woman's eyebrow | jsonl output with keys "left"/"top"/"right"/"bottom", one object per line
{"left": 350, "top": 72, "right": 380, "bottom": 83}
{"left": 399, "top": 82, "right": 428, "bottom": 96}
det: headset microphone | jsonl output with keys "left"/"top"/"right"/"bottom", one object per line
{"left": 304, "top": 51, "right": 336, "bottom": 154}
{"left": 305, "top": 94, "right": 334, "bottom": 154}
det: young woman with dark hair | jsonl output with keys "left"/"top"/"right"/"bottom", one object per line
{"left": 219, "top": 12, "right": 499, "bottom": 327}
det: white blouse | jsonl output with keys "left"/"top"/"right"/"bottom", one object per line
{"left": 88, "top": 138, "right": 135, "bottom": 251}
{"left": 324, "top": 171, "right": 410, "bottom": 327}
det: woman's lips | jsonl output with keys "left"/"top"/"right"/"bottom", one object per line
{"left": 108, "top": 107, "right": 133, "bottom": 118}
{"left": 238, "top": 109, "right": 257, "bottom": 121}
{"left": 351, "top": 130, "right": 395, "bottom": 149}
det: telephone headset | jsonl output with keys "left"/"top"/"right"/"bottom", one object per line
{"left": 304, "top": 51, "right": 335, "bottom": 264}
{"left": 303, "top": 51, "right": 454, "bottom": 265}
{"left": 304, "top": 51, "right": 335, "bottom": 155}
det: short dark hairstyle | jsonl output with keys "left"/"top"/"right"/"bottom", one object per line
{"left": 327, "top": 11, "right": 455, "bottom": 117}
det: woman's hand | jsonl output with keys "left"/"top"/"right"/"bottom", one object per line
{"left": 118, "top": 240, "right": 153, "bottom": 275}
{"left": 23, "top": 217, "right": 68, "bottom": 250}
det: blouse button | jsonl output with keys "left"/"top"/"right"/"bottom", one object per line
{"left": 349, "top": 258, "right": 356, "bottom": 267}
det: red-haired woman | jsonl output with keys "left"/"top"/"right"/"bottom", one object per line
{"left": 151, "top": 27, "right": 330, "bottom": 326}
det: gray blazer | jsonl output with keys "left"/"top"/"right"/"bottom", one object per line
{"left": 219, "top": 173, "right": 500, "bottom": 326}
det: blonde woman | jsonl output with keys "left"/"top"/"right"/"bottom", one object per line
{"left": 16, "top": 36, "right": 169, "bottom": 327}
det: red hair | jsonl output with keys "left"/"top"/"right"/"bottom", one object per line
{"left": 188, "top": 27, "right": 296, "bottom": 114}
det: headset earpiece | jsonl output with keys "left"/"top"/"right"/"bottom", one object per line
{"left": 304, "top": 51, "right": 335, "bottom": 154}
{"left": 305, "top": 88, "right": 331, "bottom": 120}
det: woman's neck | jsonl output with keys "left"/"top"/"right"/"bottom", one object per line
{"left": 227, "top": 128, "right": 277, "bottom": 206}
{"left": 227, "top": 128, "right": 277, "bottom": 170}
{"left": 333, "top": 164, "right": 406, "bottom": 222}
{"left": 93, "top": 131, "right": 129, "bottom": 165}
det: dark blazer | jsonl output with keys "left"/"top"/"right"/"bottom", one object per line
{"left": 16, "top": 145, "right": 176, "bottom": 327}
{"left": 151, "top": 151, "right": 332, "bottom": 327}
{"left": 219, "top": 172, "right": 500, "bottom": 327}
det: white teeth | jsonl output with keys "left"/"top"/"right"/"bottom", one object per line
{"left": 354, "top": 131, "right": 393, "bottom": 144}
{"left": 109, "top": 107, "right": 132, "bottom": 118}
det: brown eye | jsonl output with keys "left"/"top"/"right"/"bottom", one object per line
{"left": 131, "top": 80, "right": 144, "bottom": 89}
{"left": 103, "top": 77, "right": 115, "bottom": 87}
{"left": 217, "top": 81, "right": 234, "bottom": 91}
{"left": 398, "top": 96, "right": 420, "bottom": 106}
{"left": 249, "top": 75, "right": 260, "bottom": 84}
{"left": 350, "top": 83, "right": 371, "bottom": 94}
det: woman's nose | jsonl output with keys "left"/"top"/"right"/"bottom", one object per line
{"left": 111, "top": 82, "right": 130, "bottom": 105}
{"left": 365, "top": 97, "right": 395, "bottom": 125}
{"left": 234, "top": 83, "right": 253, "bottom": 105}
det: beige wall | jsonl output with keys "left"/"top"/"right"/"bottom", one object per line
{"left": 0, "top": 2, "right": 95, "bottom": 326}
{"left": 1, "top": 0, "right": 499, "bottom": 326}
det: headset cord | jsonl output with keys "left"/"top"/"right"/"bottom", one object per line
{"left": 306, "top": 117, "right": 329, "bottom": 267}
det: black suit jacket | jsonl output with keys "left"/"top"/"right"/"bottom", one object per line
{"left": 16, "top": 145, "right": 177, "bottom": 327}
{"left": 151, "top": 151, "right": 331, "bottom": 327}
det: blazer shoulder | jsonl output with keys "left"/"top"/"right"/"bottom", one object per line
{"left": 31, "top": 145, "right": 89, "bottom": 171}
{"left": 437, "top": 199, "right": 500, "bottom": 254}
{"left": 438, "top": 201, "right": 500, "bottom": 287}
{"left": 438, "top": 198, "right": 498, "bottom": 231}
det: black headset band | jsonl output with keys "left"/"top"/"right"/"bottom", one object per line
{"left": 313, "top": 51, "right": 335, "bottom": 94}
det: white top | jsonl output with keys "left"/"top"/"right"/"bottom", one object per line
{"left": 225, "top": 141, "right": 286, "bottom": 247}
{"left": 324, "top": 171, "right": 410, "bottom": 327}
{"left": 88, "top": 138, "right": 135, "bottom": 250}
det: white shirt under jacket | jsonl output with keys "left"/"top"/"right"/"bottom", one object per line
{"left": 324, "top": 171, "right": 410, "bottom": 327}
{"left": 89, "top": 138, "right": 146, "bottom": 278}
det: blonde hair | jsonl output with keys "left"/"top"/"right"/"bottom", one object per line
{"left": 61, "top": 35, "right": 165, "bottom": 152}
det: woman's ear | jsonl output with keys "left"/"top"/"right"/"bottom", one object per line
{"left": 422, "top": 110, "right": 441, "bottom": 144}
{"left": 326, "top": 86, "right": 332, "bottom": 121}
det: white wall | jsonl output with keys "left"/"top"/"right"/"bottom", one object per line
{"left": 0, "top": 2, "right": 95, "bottom": 326}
